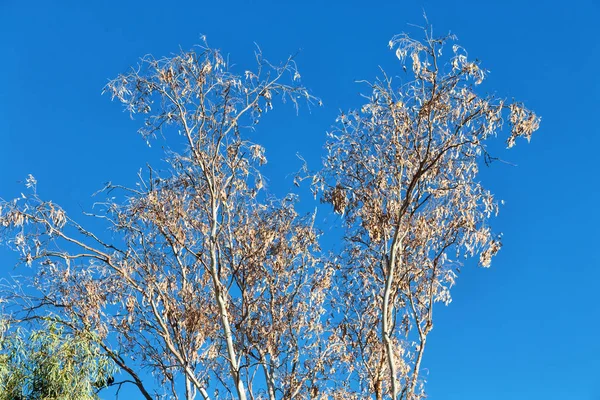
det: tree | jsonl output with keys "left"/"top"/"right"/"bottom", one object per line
{"left": 0, "top": 40, "right": 336, "bottom": 400}
{"left": 317, "top": 30, "right": 539, "bottom": 399}
{"left": 0, "top": 29, "right": 539, "bottom": 400}
{"left": 0, "top": 320, "right": 115, "bottom": 400}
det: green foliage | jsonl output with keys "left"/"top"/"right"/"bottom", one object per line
{"left": 0, "top": 320, "right": 116, "bottom": 400}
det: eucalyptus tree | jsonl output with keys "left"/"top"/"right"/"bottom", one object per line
{"left": 0, "top": 320, "right": 115, "bottom": 400}
{"left": 0, "top": 41, "right": 336, "bottom": 400}
{"left": 0, "top": 28, "right": 540, "bottom": 400}
{"left": 318, "top": 30, "right": 539, "bottom": 399}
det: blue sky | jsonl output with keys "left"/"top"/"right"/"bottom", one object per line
{"left": 1, "top": 0, "right": 599, "bottom": 399}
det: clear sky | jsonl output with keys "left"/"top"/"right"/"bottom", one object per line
{"left": 1, "top": 1, "right": 599, "bottom": 399}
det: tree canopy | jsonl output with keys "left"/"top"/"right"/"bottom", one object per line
{"left": 0, "top": 320, "right": 115, "bottom": 400}
{"left": 0, "top": 28, "right": 539, "bottom": 399}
